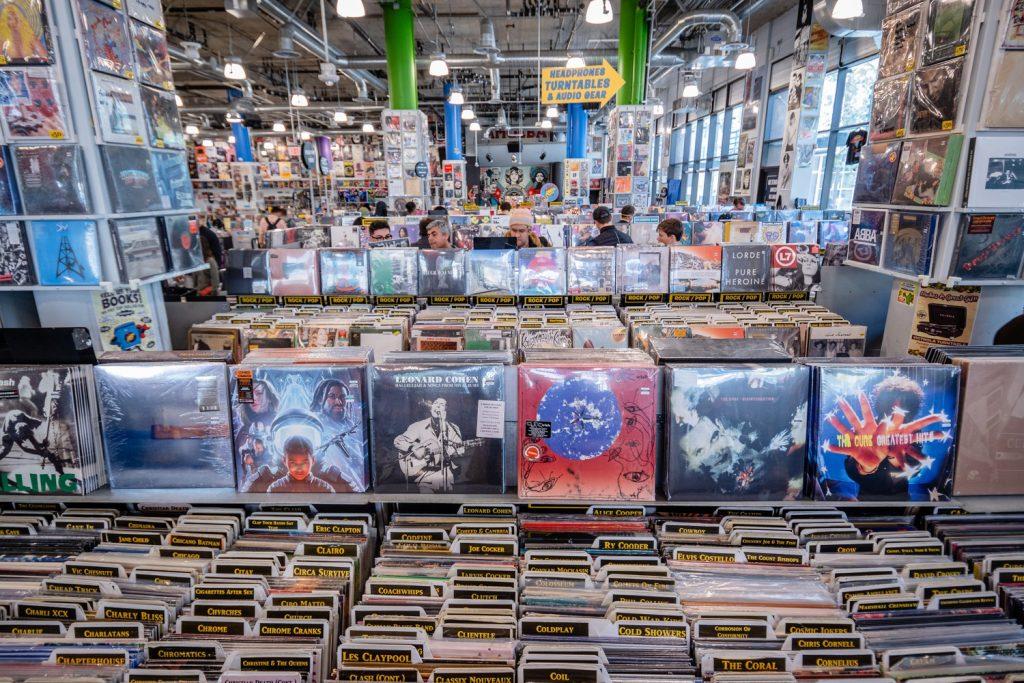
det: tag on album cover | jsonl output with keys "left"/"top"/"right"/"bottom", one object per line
{"left": 524, "top": 420, "right": 552, "bottom": 439}
{"left": 475, "top": 400, "right": 505, "bottom": 438}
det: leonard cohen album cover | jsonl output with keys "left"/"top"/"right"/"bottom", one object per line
{"left": 0, "top": 365, "right": 91, "bottom": 494}
{"left": 666, "top": 364, "right": 809, "bottom": 500}
{"left": 518, "top": 364, "right": 658, "bottom": 500}
{"left": 812, "top": 364, "right": 959, "bottom": 501}
{"left": 231, "top": 365, "right": 368, "bottom": 493}
{"left": 371, "top": 364, "right": 505, "bottom": 494}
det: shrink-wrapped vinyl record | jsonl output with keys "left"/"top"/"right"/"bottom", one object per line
{"left": 909, "top": 57, "right": 963, "bottom": 135}
{"left": 669, "top": 245, "right": 722, "bottom": 293}
{"left": 852, "top": 141, "right": 902, "bottom": 204}
{"left": 951, "top": 213, "right": 1024, "bottom": 279}
{"left": 319, "top": 248, "right": 369, "bottom": 295}
{"left": 881, "top": 210, "right": 940, "bottom": 276}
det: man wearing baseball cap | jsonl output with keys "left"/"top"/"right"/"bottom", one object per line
{"left": 584, "top": 206, "right": 633, "bottom": 246}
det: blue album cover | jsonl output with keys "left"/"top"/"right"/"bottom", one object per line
{"left": 952, "top": 213, "right": 1024, "bottom": 280}
{"left": 517, "top": 248, "right": 566, "bottom": 296}
{"left": 818, "top": 220, "right": 850, "bottom": 247}
{"left": 152, "top": 150, "right": 196, "bottom": 209}
{"left": 666, "top": 364, "right": 809, "bottom": 500}
{"left": 231, "top": 365, "right": 369, "bottom": 493}
{"left": 0, "top": 146, "right": 20, "bottom": 215}
{"left": 881, "top": 210, "right": 939, "bottom": 276}
{"left": 467, "top": 249, "right": 516, "bottom": 294}
{"left": 848, "top": 209, "right": 887, "bottom": 265}
{"left": 28, "top": 220, "right": 100, "bottom": 285}
{"left": 100, "top": 144, "right": 163, "bottom": 213}
{"left": 812, "top": 364, "right": 959, "bottom": 501}
{"left": 96, "top": 362, "right": 235, "bottom": 488}
{"left": 853, "top": 140, "right": 902, "bottom": 204}
{"left": 160, "top": 214, "right": 203, "bottom": 272}
{"left": 319, "top": 248, "right": 369, "bottom": 295}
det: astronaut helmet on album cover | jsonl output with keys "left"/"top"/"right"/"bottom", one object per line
{"left": 232, "top": 366, "right": 368, "bottom": 493}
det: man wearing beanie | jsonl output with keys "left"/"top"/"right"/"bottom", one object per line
{"left": 506, "top": 208, "right": 551, "bottom": 248}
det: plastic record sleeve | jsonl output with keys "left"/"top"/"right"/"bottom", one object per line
{"left": 878, "top": 5, "right": 925, "bottom": 79}
{"left": 869, "top": 75, "right": 911, "bottom": 141}
{"left": 909, "top": 56, "right": 964, "bottom": 135}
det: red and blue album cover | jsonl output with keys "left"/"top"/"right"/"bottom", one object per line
{"left": 518, "top": 364, "right": 657, "bottom": 500}
{"left": 811, "top": 364, "right": 959, "bottom": 501}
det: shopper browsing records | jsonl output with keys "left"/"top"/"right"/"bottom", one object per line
{"left": 506, "top": 208, "right": 550, "bottom": 248}
{"left": 584, "top": 206, "right": 632, "bottom": 246}
{"left": 619, "top": 204, "right": 635, "bottom": 226}
{"left": 367, "top": 220, "right": 392, "bottom": 242}
{"left": 720, "top": 197, "right": 745, "bottom": 220}
{"left": 657, "top": 218, "right": 685, "bottom": 245}
{"left": 424, "top": 219, "right": 453, "bottom": 249}
{"left": 403, "top": 200, "right": 417, "bottom": 216}
{"left": 256, "top": 206, "right": 289, "bottom": 246}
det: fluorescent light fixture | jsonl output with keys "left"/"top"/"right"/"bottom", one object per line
{"left": 263, "top": 140, "right": 275, "bottom": 150}
{"left": 299, "top": 130, "right": 311, "bottom": 141}
{"left": 201, "top": 138, "right": 214, "bottom": 146}
{"left": 832, "top": 0, "right": 864, "bottom": 19}
{"left": 223, "top": 55, "right": 246, "bottom": 80}
{"left": 228, "top": 134, "right": 236, "bottom": 143}
{"left": 566, "top": 55, "right": 585, "bottom": 68}
{"left": 290, "top": 87, "right": 308, "bottom": 107}
{"left": 652, "top": 101, "right": 665, "bottom": 116}
{"left": 585, "top": 0, "right": 612, "bottom": 24}
{"left": 334, "top": 110, "right": 348, "bottom": 123}
{"left": 461, "top": 108, "right": 475, "bottom": 120}
{"left": 469, "top": 121, "right": 481, "bottom": 131}
{"left": 225, "top": 110, "right": 242, "bottom": 124}
{"left": 272, "top": 121, "right": 286, "bottom": 132}
{"left": 540, "top": 119, "right": 553, "bottom": 129}
{"left": 735, "top": 49, "right": 756, "bottom": 69}
{"left": 682, "top": 83, "right": 700, "bottom": 98}
{"left": 448, "top": 85, "right": 464, "bottom": 105}
{"left": 174, "top": 92, "right": 183, "bottom": 107}
{"left": 429, "top": 53, "right": 449, "bottom": 77}
{"left": 362, "top": 121, "right": 374, "bottom": 132}
{"left": 336, "top": 0, "right": 365, "bottom": 17}
{"left": 185, "top": 124, "right": 199, "bottom": 135}
{"left": 545, "top": 105, "right": 558, "bottom": 118}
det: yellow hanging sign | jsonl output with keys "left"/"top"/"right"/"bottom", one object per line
{"left": 540, "top": 59, "right": 625, "bottom": 107}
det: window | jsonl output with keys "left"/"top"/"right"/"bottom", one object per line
{"left": 676, "top": 86, "right": 744, "bottom": 205}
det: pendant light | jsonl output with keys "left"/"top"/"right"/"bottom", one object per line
{"left": 429, "top": 53, "right": 449, "bottom": 77}
{"left": 585, "top": 0, "right": 612, "bottom": 24}
{"left": 223, "top": 55, "right": 246, "bottom": 80}
{"left": 272, "top": 121, "right": 286, "bottom": 132}
{"left": 566, "top": 55, "right": 585, "bottom": 68}
{"left": 831, "top": 0, "right": 864, "bottom": 18}
{"left": 362, "top": 120, "right": 374, "bottom": 133}
{"left": 469, "top": 121, "right": 481, "bottom": 132}
{"left": 735, "top": 49, "right": 757, "bottom": 69}
{"left": 545, "top": 105, "right": 558, "bottom": 118}
{"left": 461, "top": 108, "right": 475, "bottom": 120}
{"left": 290, "top": 87, "right": 309, "bottom": 107}
{"left": 334, "top": 110, "right": 348, "bottom": 123}
{"left": 448, "top": 83, "right": 464, "bottom": 105}
{"left": 336, "top": 0, "right": 365, "bottom": 18}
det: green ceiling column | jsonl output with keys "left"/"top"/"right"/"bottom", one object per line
{"left": 632, "top": 1, "right": 648, "bottom": 105}
{"left": 382, "top": 0, "right": 417, "bottom": 110}
{"left": 616, "top": 0, "right": 637, "bottom": 105}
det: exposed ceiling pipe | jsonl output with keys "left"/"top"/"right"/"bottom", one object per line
{"left": 488, "top": 68, "right": 501, "bottom": 102}
{"left": 333, "top": 49, "right": 688, "bottom": 68}
{"left": 650, "top": 9, "right": 743, "bottom": 57}
{"left": 254, "top": 0, "right": 387, "bottom": 94}
{"left": 184, "top": 103, "right": 386, "bottom": 113}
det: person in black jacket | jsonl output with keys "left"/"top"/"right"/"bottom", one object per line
{"left": 584, "top": 206, "right": 633, "bottom": 246}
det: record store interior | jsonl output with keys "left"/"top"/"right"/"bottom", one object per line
{"left": 1, "top": 0, "right": 1024, "bottom": 678}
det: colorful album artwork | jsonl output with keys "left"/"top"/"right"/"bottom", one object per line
{"left": 0, "top": 0, "right": 53, "bottom": 66}
{"left": 140, "top": 86, "right": 184, "bottom": 149}
{"left": 130, "top": 19, "right": 172, "bottom": 88}
{"left": 0, "top": 67, "right": 67, "bottom": 139}
{"left": 28, "top": 219, "right": 101, "bottom": 285}
{"left": 92, "top": 72, "right": 145, "bottom": 145}
{"left": 79, "top": 0, "right": 134, "bottom": 79}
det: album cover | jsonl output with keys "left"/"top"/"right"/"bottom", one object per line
{"left": 879, "top": 5, "right": 924, "bottom": 79}
{"left": 517, "top": 248, "right": 566, "bottom": 296}
{"left": 319, "top": 248, "right": 369, "bottom": 295}
{"left": 692, "top": 221, "right": 725, "bottom": 245}
{"left": 371, "top": 364, "right": 505, "bottom": 494}
{"left": 0, "top": 147, "right": 20, "bottom": 215}
{"left": 951, "top": 213, "right": 1024, "bottom": 279}
{"left": 870, "top": 76, "right": 910, "bottom": 141}
{"left": 28, "top": 220, "right": 100, "bottom": 285}
{"left": 812, "top": 364, "right": 959, "bottom": 501}
{"left": 0, "top": 221, "right": 33, "bottom": 285}
{"left": 231, "top": 365, "right": 369, "bottom": 493}
{"left": 100, "top": 144, "right": 163, "bottom": 213}
{"left": 573, "top": 326, "right": 629, "bottom": 349}
{"left": 518, "top": 363, "right": 658, "bottom": 500}
{"left": 418, "top": 249, "right": 468, "bottom": 296}
{"left": 615, "top": 245, "right": 668, "bottom": 293}
{"left": 268, "top": 248, "right": 319, "bottom": 295}
{"left": 140, "top": 85, "right": 184, "bottom": 149}
{"left": 807, "top": 325, "right": 867, "bottom": 358}
{"left": 125, "top": 0, "right": 163, "bottom": 28}
{"left": 369, "top": 247, "right": 418, "bottom": 295}
{"left": 0, "top": 366, "right": 95, "bottom": 494}
{"left": 770, "top": 243, "right": 820, "bottom": 291}
{"left": 152, "top": 149, "right": 195, "bottom": 209}
{"left": 467, "top": 249, "right": 515, "bottom": 294}
{"left": 13, "top": 144, "right": 90, "bottom": 214}
{"left": 159, "top": 214, "right": 203, "bottom": 272}
{"left": 0, "top": 67, "right": 67, "bottom": 140}
{"left": 853, "top": 140, "right": 902, "bottom": 204}
{"left": 567, "top": 247, "right": 615, "bottom": 294}
{"left": 224, "top": 249, "right": 269, "bottom": 294}
{"left": 984, "top": 50, "right": 1024, "bottom": 128}
{"left": 757, "top": 221, "right": 787, "bottom": 244}
{"left": 881, "top": 210, "right": 939, "bottom": 276}
{"left": 79, "top": 0, "right": 133, "bottom": 78}
{"left": 519, "top": 327, "right": 572, "bottom": 350}
{"left": 92, "top": 72, "right": 145, "bottom": 145}
{"left": 110, "top": 217, "right": 165, "bottom": 281}
{"left": 130, "top": 19, "right": 172, "bottom": 88}
{"left": 909, "top": 57, "right": 963, "bottom": 135}
{"left": 721, "top": 244, "right": 770, "bottom": 292}
{"left": 0, "top": 0, "right": 53, "bottom": 66}
{"left": 923, "top": 0, "right": 974, "bottom": 64}
{"left": 892, "top": 134, "right": 964, "bottom": 206}
{"left": 787, "top": 220, "right": 819, "bottom": 244}
{"left": 818, "top": 220, "right": 850, "bottom": 247}
{"left": 848, "top": 209, "right": 887, "bottom": 266}
{"left": 666, "top": 364, "right": 809, "bottom": 500}
{"left": 96, "top": 362, "right": 234, "bottom": 488}
{"left": 669, "top": 245, "right": 722, "bottom": 293}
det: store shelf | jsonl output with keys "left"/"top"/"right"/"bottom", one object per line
{"left": 132, "top": 263, "right": 210, "bottom": 287}
{"left": 0, "top": 284, "right": 105, "bottom": 292}
{"left": 842, "top": 260, "right": 934, "bottom": 283}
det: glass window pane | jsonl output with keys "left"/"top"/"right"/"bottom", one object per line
{"left": 807, "top": 133, "right": 830, "bottom": 206}
{"left": 762, "top": 140, "right": 782, "bottom": 168}
{"left": 711, "top": 110, "right": 724, "bottom": 158}
{"left": 709, "top": 169, "right": 720, "bottom": 203}
{"left": 699, "top": 119, "right": 710, "bottom": 161}
{"left": 764, "top": 90, "right": 787, "bottom": 140}
{"left": 695, "top": 172, "right": 706, "bottom": 205}
{"left": 828, "top": 130, "right": 861, "bottom": 209}
{"left": 685, "top": 123, "right": 695, "bottom": 161}
{"left": 818, "top": 70, "right": 838, "bottom": 131}
{"left": 727, "top": 105, "right": 742, "bottom": 157}
{"left": 839, "top": 57, "right": 879, "bottom": 127}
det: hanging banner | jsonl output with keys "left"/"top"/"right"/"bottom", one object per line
{"left": 541, "top": 60, "right": 625, "bottom": 106}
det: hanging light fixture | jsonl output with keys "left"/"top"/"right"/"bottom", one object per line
{"left": 429, "top": 52, "right": 449, "bottom": 77}
{"left": 831, "top": 0, "right": 864, "bottom": 18}
{"left": 448, "top": 83, "right": 464, "bottom": 105}
{"left": 334, "top": 110, "right": 348, "bottom": 123}
{"left": 263, "top": 140, "right": 275, "bottom": 150}
{"left": 585, "top": 0, "right": 612, "bottom": 24}
{"left": 228, "top": 134, "right": 236, "bottom": 144}
{"left": 272, "top": 121, "right": 286, "bottom": 132}
{"left": 540, "top": 119, "right": 553, "bottom": 129}
{"left": 651, "top": 99, "right": 665, "bottom": 116}
{"left": 336, "top": 0, "right": 365, "bottom": 17}
{"left": 735, "top": 49, "right": 756, "bottom": 70}
{"left": 566, "top": 55, "right": 585, "bottom": 68}
{"left": 201, "top": 138, "right": 214, "bottom": 146}
{"left": 290, "top": 87, "right": 309, "bottom": 107}
{"left": 362, "top": 121, "right": 374, "bottom": 132}
{"left": 545, "top": 105, "right": 559, "bottom": 118}
{"left": 461, "top": 108, "right": 475, "bottom": 120}
{"left": 225, "top": 110, "right": 243, "bottom": 124}
{"left": 174, "top": 92, "right": 183, "bottom": 107}
{"left": 469, "top": 121, "right": 481, "bottom": 132}
{"left": 682, "top": 80, "right": 700, "bottom": 98}
{"left": 223, "top": 55, "right": 246, "bottom": 80}
{"left": 185, "top": 124, "right": 199, "bottom": 136}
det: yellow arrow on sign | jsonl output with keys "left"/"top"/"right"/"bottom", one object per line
{"left": 540, "top": 59, "right": 625, "bottom": 107}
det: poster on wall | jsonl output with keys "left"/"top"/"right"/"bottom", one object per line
{"left": 907, "top": 283, "right": 980, "bottom": 356}
{"left": 93, "top": 285, "right": 158, "bottom": 353}
{"left": 481, "top": 165, "right": 551, "bottom": 202}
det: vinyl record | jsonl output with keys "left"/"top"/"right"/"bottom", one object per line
{"left": 78, "top": 0, "right": 134, "bottom": 79}
{"left": 0, "top": 220, "right": 34, "bottom": 286}
{"left": 853, "top": 140, "right": 903, "bottom": 204}
{"left": 100, "top": 144, "right": 163, "bottom": 213}
{"left": 92, "top": 72, "right": 145, "bottom": 145}
{"left": 28, "top": 219, "right": 101, "bottom": 285}
{"left": 125, "top": 0, "right": 163, "bottom": 28}
{"left": 869, "top": 75, "right": 910, "bottom": 141}
{"left": 879, "top": 6, "right": 924, "bottom": 79}
{"left": 140, "top": 85, "right": 184, "bottom": 149}
{"left": 130, "top": 19, "right": 172, "bottom": 89}
{"left": 0, "top": 67, "right": 68, "bottom": 140}
{"left": 983, "top": 50, "right": 1024, "bottom": 128}
{"left": 160, "top": 214, "right": 203, "bottom": 272}
{"left": 152, "top": 149, "right": 195, "bottom": 209}
{"left": 669, "top": 245, "right": 722, "bottom": 293}
{"left": 881, "top": 210, "right": 939, "bottom": 276}
{"left": 721, "top": 244, "right": 770, "bottom": 292}
{"left": 923, "top": 0, "right": 974, "bottom": 64}
{"left": 848, "top": 209, "right": 887, "bottom": 266}
{"left": 951, "top": 213, "right": 1024, "bottom": 279}
{"left": 909, "top": 56, "right": 963, "bottom": 135}
{"left": 13, "top": 144, "right": 90, "bottom": 215}
{"left": 892, "top": 134, "right": 963, "bottom": 206}
{"left": 0, "top": 0, "right": 53, "bottom": 65}
{"left": 110, "top": 216, "right": 166, "bottom": 281}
